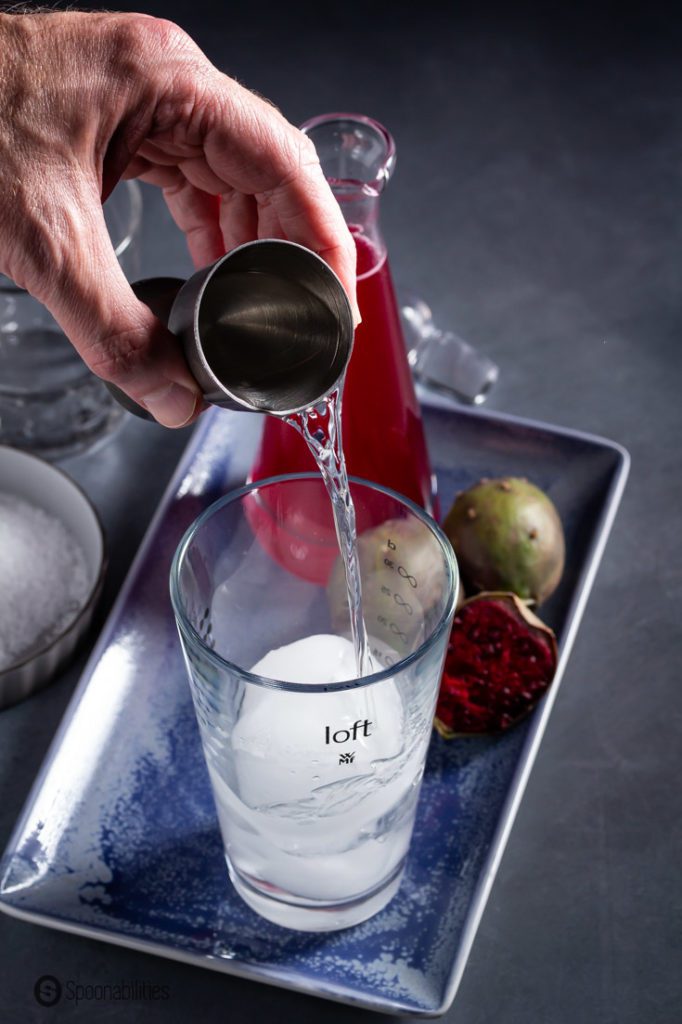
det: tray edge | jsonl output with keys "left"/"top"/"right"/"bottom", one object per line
{"left": 435, "top": 434, "right": 630, "bottom": 1015}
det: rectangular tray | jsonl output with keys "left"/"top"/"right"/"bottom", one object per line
{"left": 0, "top": 402, "right": 628, "bottom": 1016}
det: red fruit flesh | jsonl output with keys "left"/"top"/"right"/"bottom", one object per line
{"left": 435, "top": 593, "right": 557, "bottom": 736}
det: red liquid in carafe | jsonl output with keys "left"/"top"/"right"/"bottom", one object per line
{"left": 251, "top": 229, "right": 435, "bottom": 515}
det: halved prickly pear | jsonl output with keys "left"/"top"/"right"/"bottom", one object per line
{"left": 434, "top": 591, "right": 558, "bottom": 736}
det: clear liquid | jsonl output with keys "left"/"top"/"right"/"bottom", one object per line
{"left": 287, "top": 384, "right": 372, "bottom": 677}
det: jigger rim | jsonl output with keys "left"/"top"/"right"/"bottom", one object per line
{"left": 184, "top": 239, "right": 354, "bottom": 417}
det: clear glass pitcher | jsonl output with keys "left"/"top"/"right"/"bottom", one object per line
{"left": 0, "top": 181, "right": 141, "bottom": 458}
{"left": 250, "top": 113, "right": 436, "bottom": 516}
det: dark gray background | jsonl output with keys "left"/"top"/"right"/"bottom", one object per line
{"left": 1, "top": 2, "right": 681, "bottom": 1021}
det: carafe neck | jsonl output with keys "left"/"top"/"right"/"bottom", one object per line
{"left": 301, "top": 113, "right": 396, "bottom": 270}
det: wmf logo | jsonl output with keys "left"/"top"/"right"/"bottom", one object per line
{"left": 325, "top": 719, "right": 373, "bottom": 766}
{"left": 34, "top": 975, "right": 62, "bottom": 1007}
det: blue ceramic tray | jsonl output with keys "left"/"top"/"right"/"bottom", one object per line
{"left": 0, "top": 403, "right": 628, "bottom": 1017}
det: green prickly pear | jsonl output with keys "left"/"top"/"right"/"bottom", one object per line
{"left": 443, "top": 477, "right": 565, "bottom": 605}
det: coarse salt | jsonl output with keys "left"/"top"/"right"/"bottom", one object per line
{"left": 0, "top": 492, "right": 91, "bottom": 670}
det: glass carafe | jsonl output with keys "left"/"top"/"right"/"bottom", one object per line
{"left": 250, "top": 113, "right": 436, "bottom": 516}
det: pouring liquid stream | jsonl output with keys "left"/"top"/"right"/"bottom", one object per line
{"left": 286, "top": 384, "right": 373, "bottom": 678}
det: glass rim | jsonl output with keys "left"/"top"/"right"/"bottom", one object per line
{"left": 169, "top": 472, "right": 458, "bottom": 694}
{"left": 300, "top": 112, "right": 396, "bottom": 196}
{"left": 111, "top": 179, "right": 143, "bottom": 259}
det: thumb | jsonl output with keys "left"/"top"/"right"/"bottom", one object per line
{"left": 37, "top": 191, "right": 202, "bottom": 428}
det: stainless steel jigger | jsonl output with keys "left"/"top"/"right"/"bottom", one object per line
{"left": 106, "top": 239, "right": 354, "bottom": 419}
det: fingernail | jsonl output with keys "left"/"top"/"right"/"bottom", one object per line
{"left": 143, "top": 382, "right": 200, "bottom": 428}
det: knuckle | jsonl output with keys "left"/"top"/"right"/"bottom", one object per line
{"left": 144, "top": 16, "right": 196, "bottom": 56}
{"left": 123, "top": 14, "right": 203, "bottom": 68}
{"left": 101, "top": 14, "right": 202, "bottom": 88}
{"left": 297, "top": 133, "right": 320, "bottom": 169}
{"left": 101, "top": 14, "right": 155, "bottom": 65}
{"left": 265, "top": 129, "right": 321, "bottom": 196}
{"left": 105, "top": 14, "right": 179, "bottom": 59}
{"left": 109, "top": 15, "right": 213, "bottom": 132}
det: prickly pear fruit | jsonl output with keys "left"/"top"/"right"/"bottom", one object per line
{"left": 434, "top": 591, "right": 558, "bottom": 736}
{"left": 327, "top": 516, "right": 447, "bottom": 661}
{"left": 443, "top": 477, "right": 565, "bottom": 605}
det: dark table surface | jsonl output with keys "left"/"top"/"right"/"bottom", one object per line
{"left": 1, "top": 3, "right": 681, "bottom": 1022}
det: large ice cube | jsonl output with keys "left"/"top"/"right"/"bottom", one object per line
{"left": 230, "top": 634, "right": 405, "bottom": 810}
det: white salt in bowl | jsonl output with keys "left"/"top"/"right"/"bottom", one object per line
{"left": 0, "top": 446, "right": 105, "bottom": 709}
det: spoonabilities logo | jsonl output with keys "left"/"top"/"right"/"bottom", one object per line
{"left": 34, "top": 975, "right": 62, "bottom": 1007}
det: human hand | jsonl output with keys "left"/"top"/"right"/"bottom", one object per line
{"left": 0, "top": 11, "right": 359, "bottom": 427}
